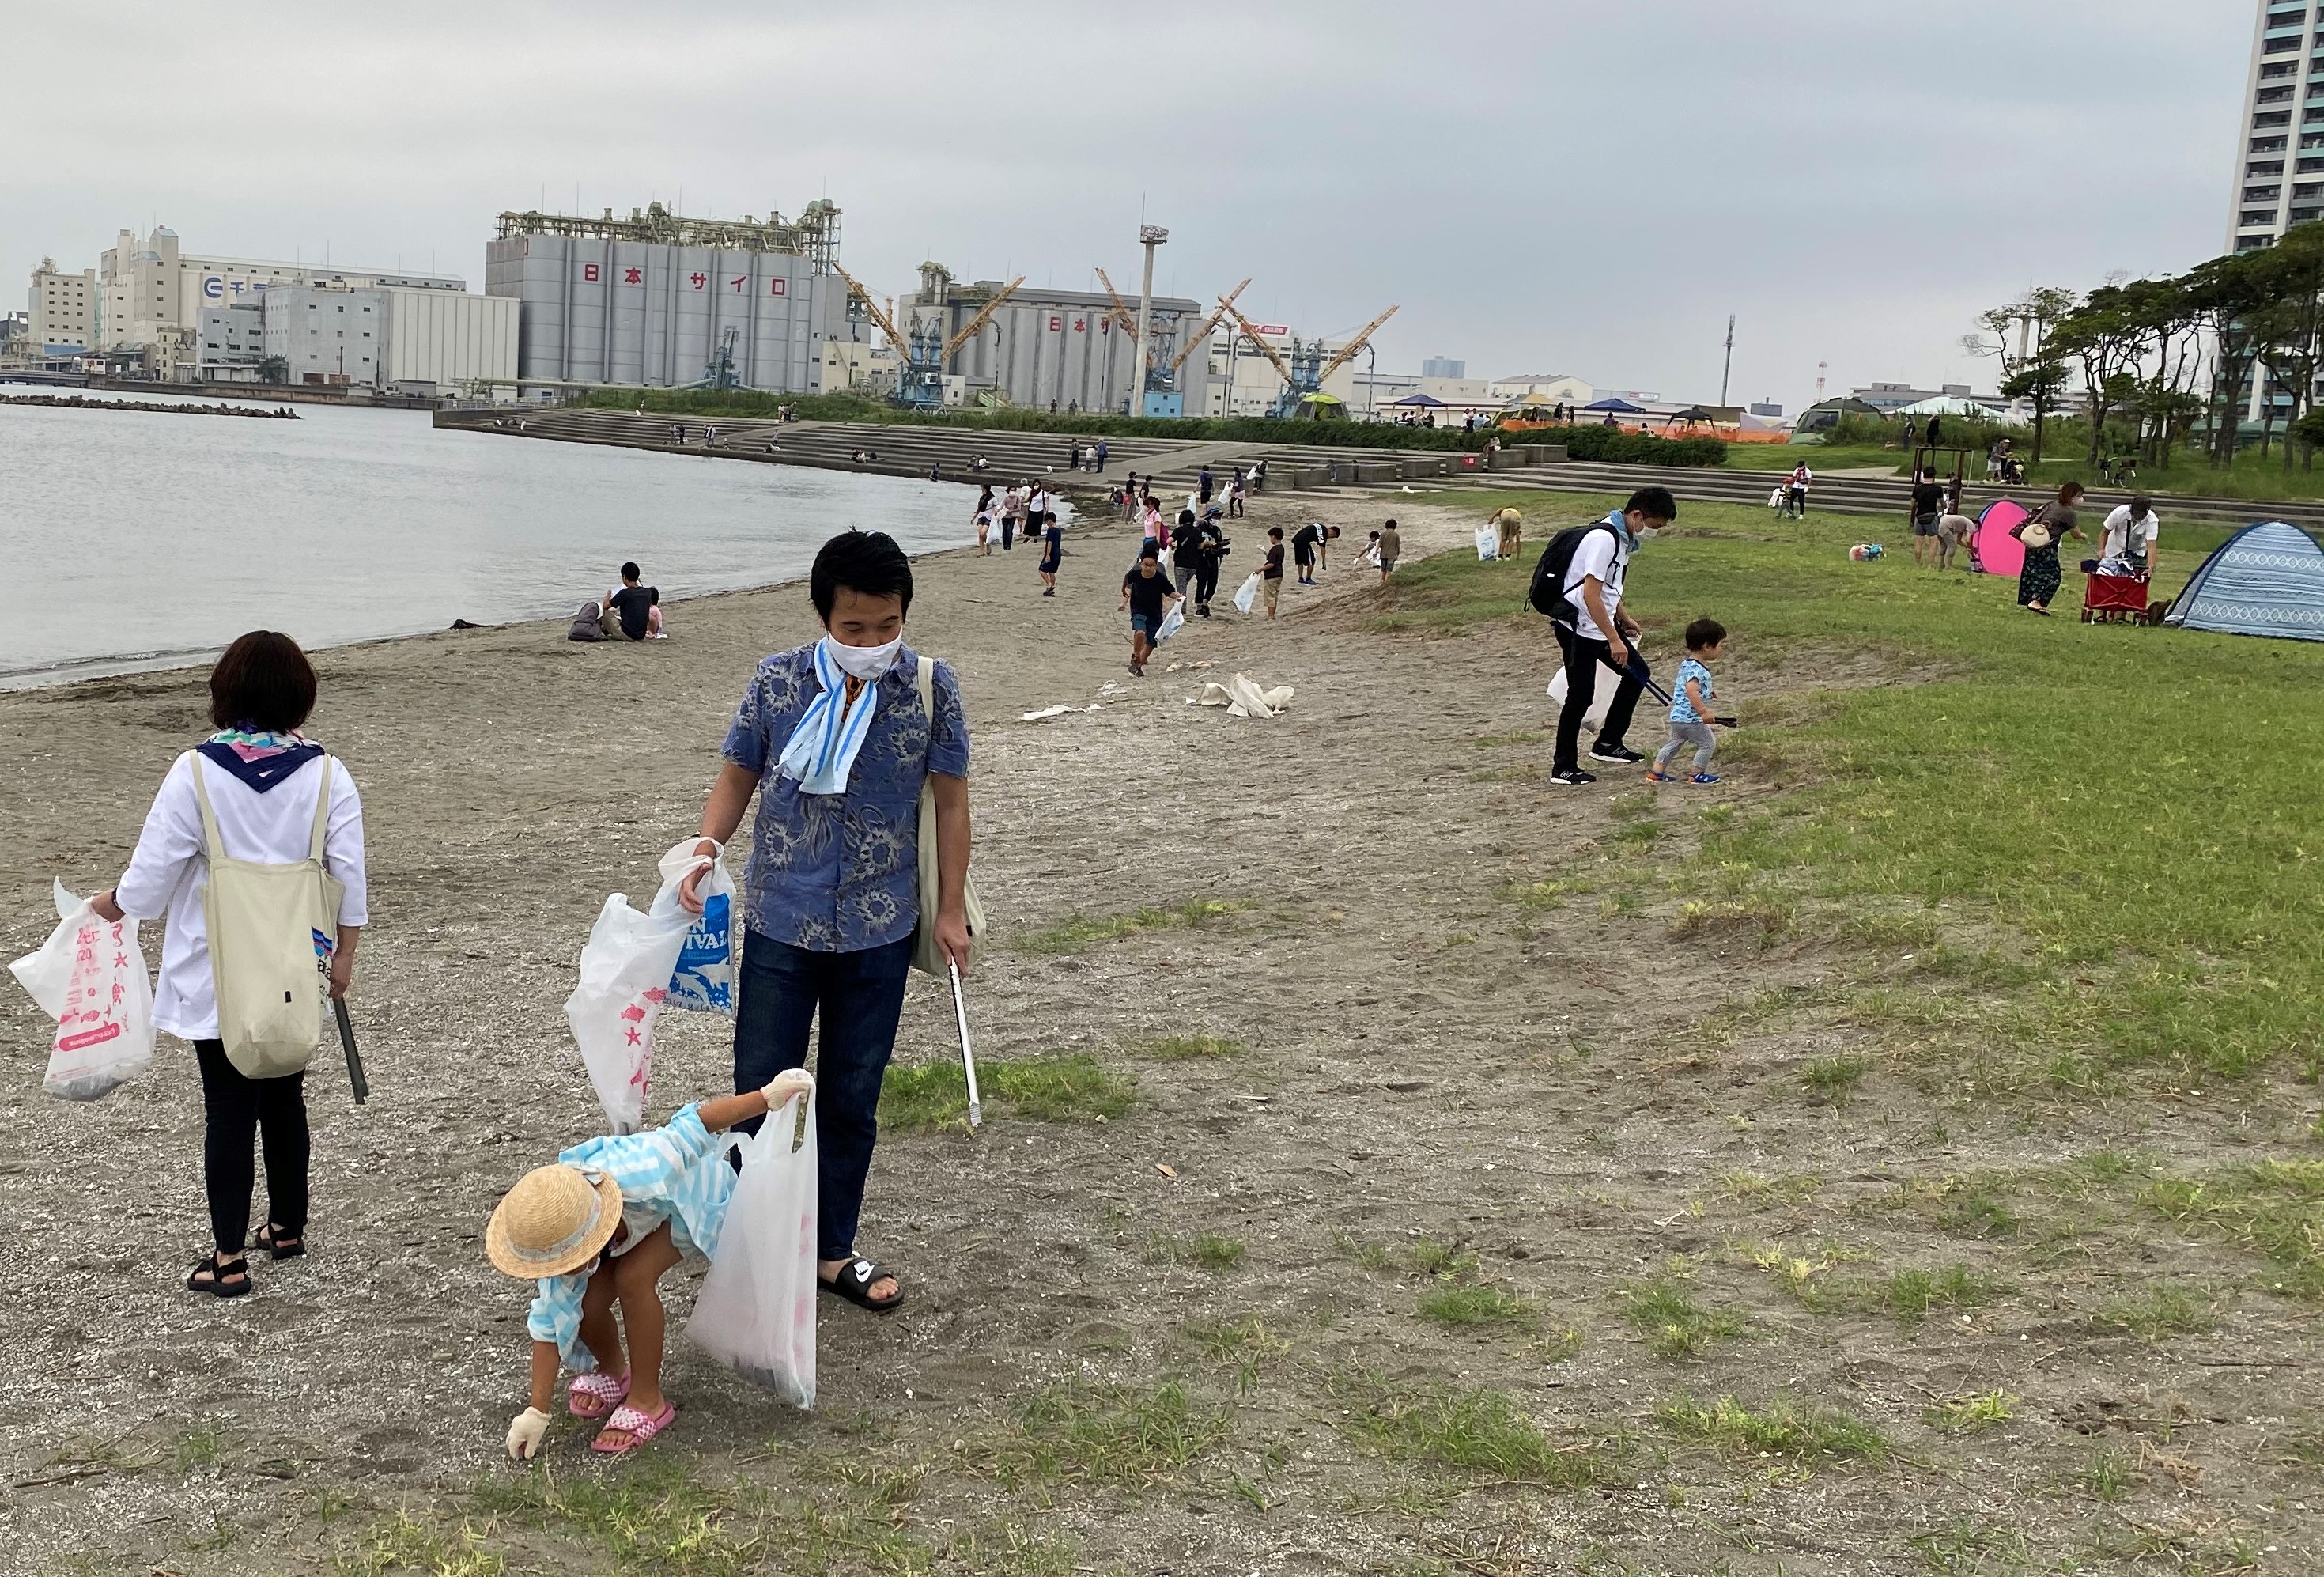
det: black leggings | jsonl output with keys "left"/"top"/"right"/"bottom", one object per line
{"left": 193, "top": 1038, "right": 309, "bottom": 1254}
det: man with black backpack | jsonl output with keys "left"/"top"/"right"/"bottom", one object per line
{"left": 1529, "top": 486, "right": 1676, "bottom": 786}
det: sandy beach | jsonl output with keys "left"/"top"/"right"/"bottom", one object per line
{"left": 4, "top": 482, "right": 2315, "bottom": 1575}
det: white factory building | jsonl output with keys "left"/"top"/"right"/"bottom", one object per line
{"left": 27, "top": 258, "right": 98, "bottom": 353}
{"left": 83, "top": 225, "right": 516, "bottom": 391}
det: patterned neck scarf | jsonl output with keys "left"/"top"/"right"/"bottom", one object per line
{"left": 197, "top": 726, "right": 323, "bottom": 793}
{"left": 774, "top": 641, "right": 881, "bottom": 795}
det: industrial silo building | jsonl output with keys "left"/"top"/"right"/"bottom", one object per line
{"left": 486, "top": 202, "right": 847, "bottom": 393}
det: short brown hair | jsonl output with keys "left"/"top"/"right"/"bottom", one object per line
{"left": 209, "top": 631, "right": 316, "bottom": 732}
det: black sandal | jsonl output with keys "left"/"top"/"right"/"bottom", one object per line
{"left": 252, "top": 1223, "right": 304, "bottom": 1261}
{"left": 187, "top": 1254, "right": 251, "bottom": 1299}
{"left": 818, "top": 1256, "right": 904, "bottom": 1314}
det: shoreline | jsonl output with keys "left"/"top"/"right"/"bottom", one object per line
{"left": 0, "top": 489, "right": 1083, "bottom": 694}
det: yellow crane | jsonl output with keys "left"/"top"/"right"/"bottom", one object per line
{"left": 1169, "top": 278, "right": 1251, "bottom": 377}
{"left": 1313, "top": 304, "right": 1400, "bottom": 386}
{"left": 1090, "top": 267, "right": 1142, "bottom": 338}
{"left": 831, "top": 263, "right": 1024, "bottom": 409}
{"left": 940, "top": 275, "right": 1025, "bottom": 362}
{"left": 830, "top": 262, "right": 909, "bottom": 357}
{"left": 1220, "top": 296, "right": 1398, "bottom": 417}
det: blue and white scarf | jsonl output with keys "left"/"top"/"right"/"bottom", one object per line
{"left": 776, "top": 639, "right": 881, "bottom": 795}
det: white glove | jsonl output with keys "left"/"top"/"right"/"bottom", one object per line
{"left": 505, "top": 1406, "right": 550, "bottom": 1461}
{"left": 761, "top": 1068, "right": 814, "bottom": 1110}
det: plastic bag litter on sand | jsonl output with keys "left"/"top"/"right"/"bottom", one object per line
{"left": 9, "top": 880, "right": 154, "bottom": 1101}
{"left": 1233, "top": 573, "right": 1263, "bottom": 615}
{"left": 565, "top": 884, "right": 691, "bottom": 1133}
{"left": 656, "top": 841, "right": 735, "bottom": 1017}
{"left": 1545, "top": 649, "right": 1639, "bottom": 733}
{"left": 690, "top": 1082, "right": 818, "bottom": 1409}
{"left": 1189, "top": 673, "right": 1295, "bottom": 718}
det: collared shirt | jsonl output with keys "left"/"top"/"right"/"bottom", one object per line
{"left": 525, "top": 1103, "right": 735, "bottom": 1371}
{"left": 720, "top": 642, "right": 970, "bottom": 952}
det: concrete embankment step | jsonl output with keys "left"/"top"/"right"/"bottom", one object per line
{"left": 1381, "top": 458, "right": 2324, "bottom": 532}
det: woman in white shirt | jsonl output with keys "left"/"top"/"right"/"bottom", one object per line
{"left": 92, "top": 632, "right": 368, "bottom": 1299}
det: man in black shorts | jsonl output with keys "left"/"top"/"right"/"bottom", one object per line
{"left": 1119, "top": 543, "right": 1181, "bottom": 676}
{"left": 1290, "top": 522, "right": 1339, "bottom": 586}
{"left": 1037, "top": 512, "right": 1063, "bottom": 597}
{"left": 1908, "top": 469, "right": 1944, "bottom": 569}
{"left": 601, "top": 561, "right": 666, "bottom": 640}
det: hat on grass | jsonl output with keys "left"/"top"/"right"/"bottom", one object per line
{"left": 486, "top": 1163, "right": 623, "bottom": 1280}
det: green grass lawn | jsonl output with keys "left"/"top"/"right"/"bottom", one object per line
{"left": 1392, "top": 490, "right": 2324, "bottom": 1088}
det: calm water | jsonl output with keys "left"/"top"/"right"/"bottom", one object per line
{"left": 0, "top": 387, "right": 991, "bottom": 686}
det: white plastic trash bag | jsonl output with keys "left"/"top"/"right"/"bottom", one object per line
{"left": 1476, "top": 527, "right": 1499, "bottom": 561}
{"left": 565, "top": 887, "right": 691, "bottom": 1133}
{"left": 1233, "top": 572, "right": 1263, "bottom": 614}
{"left": 1546, "top": 648, "right": 1640, "bottom": 733}
{"left": 656, "top": 840, "right": 735, "bottom": 1016}
{"left": 9, "top": 881, "right": 154, "bottom": 1101}
{"left": 1154, "top": 599, "right": 1185, "bottom": 645}
{"left": 690, "top": 1082, "right": 818, "bottom": 1408}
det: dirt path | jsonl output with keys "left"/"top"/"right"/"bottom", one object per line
{"left": 0, "top": 488, "right": 2315, "bottom": 1575}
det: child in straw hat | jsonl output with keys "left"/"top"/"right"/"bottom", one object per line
{"left": 491, "top": 1070, "right": 812, "bottom": 1459}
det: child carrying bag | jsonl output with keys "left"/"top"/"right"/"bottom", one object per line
{"left": 911, "top": 656, "right": 987, "bottom": 977}
{"left": 191, "top": 754, "right": 344, "bottom": 1079}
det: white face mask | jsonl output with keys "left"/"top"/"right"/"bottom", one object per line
{"left": 822, "top": 633, "right": 902, "bottom": 681}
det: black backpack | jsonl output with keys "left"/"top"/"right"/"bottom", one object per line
{"left": 1527, "top": 519, "right": 1619, "bottom": 626}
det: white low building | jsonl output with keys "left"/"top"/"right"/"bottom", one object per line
{"left": 28, "top": 258, "right": 98, "bottom": 352}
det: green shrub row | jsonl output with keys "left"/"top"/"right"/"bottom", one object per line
{"left": 568, "top": 388, "right": 1725, "bottom": 466}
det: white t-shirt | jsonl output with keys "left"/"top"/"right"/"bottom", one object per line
{"left": 114, "top": 752, "right": 368, "bottom": 1042}
{"left": 2100, "top": 505, "right": 2159, "bottom": 559}
{"left": 1561, "top": 520, "right": 1631, "bottom": 641}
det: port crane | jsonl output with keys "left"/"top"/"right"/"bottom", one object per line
{"left": 1219, "top": 297, "right": 1399, "bottom": 418}
{"left": 831, "top": 263, "right": 1025, "bottom": 409}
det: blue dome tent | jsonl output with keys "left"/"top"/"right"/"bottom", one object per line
{"left": 2164, "top": 521, "right": 2324, "bottom": 641}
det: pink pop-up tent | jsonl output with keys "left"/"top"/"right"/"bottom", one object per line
{"left": 1975, "top": 499, "right": 2027, "bottom": 577}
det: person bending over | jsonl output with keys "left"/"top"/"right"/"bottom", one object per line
{"left": 497, "top": 1072, "right": 812, "bottom": 1460}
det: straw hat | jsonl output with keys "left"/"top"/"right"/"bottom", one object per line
{"left": 486, "top": 1163, "right": 623, "bottom": 1280}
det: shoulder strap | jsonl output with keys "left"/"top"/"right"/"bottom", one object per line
{"left": 914, "top": 656, "right": 937, "bottom": 771}
{"left": 308, "top": 757, "right": 335, "bottom": 863}
{"left": 187, "top": 754, "right": 226, "bottom": 865}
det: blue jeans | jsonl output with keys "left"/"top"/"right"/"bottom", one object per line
{"left": 731, "top": 928, "right": 913, "bottom": 1261}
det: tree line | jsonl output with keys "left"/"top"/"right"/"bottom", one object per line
{"left": 1964, "top": 225, "right": 2324, "bottom": 471}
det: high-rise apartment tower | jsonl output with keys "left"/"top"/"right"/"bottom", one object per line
{"left": 2232, "top": 0, "right": 2324, "bottom": 250}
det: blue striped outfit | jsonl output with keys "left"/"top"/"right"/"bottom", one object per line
{"left": 524, "top": 1103, "right": 735, "bottom": 1372}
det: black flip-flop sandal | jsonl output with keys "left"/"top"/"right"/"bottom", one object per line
{"left": 187, "top": 1254, "right": 251, "bottom": 1299}
{"left": 818, "top": 1256, "right": 904, "bottom": 1314}
{"left": 252, "top": 1224, "right": 304, "bottom": 1261}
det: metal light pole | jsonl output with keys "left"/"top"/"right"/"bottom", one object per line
{"left": 1130, "top": 224, "right": 1166, "bottom": 417}
{"left": 1719, "top": 314, "right": 1735, "bottom": 407}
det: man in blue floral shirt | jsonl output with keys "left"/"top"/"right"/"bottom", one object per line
{"left": 679, "top": 531, "right": 971, "bottom": 1314}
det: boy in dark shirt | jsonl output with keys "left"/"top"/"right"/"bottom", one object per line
{"left": 1118, "top": 543, "right": 1181, "bottom": 676}
{"left": 1290, "top": 522, "right": 1340, "bottom": 585}
{"left": 1262, "top": 528, "right": 1286, "bottom": 619}
{"left": 602, "top": 561, "right": 666, "bottom": 640}
{"left": 1037, "top": 512, "right": 1064, "bottom": 596}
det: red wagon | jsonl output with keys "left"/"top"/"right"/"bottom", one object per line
{"left": 2080, "top": 572, "right": 2158, "bottom": 624}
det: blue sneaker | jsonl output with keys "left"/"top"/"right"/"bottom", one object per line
{"left": 1690, "top": 773, "right": 1721, "bottom": 785}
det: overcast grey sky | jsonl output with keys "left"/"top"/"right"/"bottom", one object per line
{"left": 5, "top": 1, "right": 2252, "bottom": 409}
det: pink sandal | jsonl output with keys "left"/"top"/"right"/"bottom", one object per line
{"left": 567, "top": 1370, "right": 630, "bottom": 1420}
{"left": 590, "top": 1401, "right": 676, "bottom": 1455}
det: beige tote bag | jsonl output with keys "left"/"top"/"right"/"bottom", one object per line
{"left": 190, "top": 754, "right": 345, "bottom": 1077}
{"left": 910, "top": 656, "right": 984, "bottom": 976}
